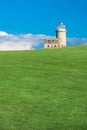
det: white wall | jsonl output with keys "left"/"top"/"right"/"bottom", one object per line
{"left": 44, "top": 43, "right": 58, "bottom": 48}
{"left": 58, "top": 29, "right": 66, "bottom": 47}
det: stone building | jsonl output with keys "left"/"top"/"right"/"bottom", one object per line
{"left": 44, "top": 22, "right": 67, "bottom": 48}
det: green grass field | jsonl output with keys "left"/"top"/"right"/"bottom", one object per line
{"left": 0, "top": 46, "right": 87, "bottom": 130}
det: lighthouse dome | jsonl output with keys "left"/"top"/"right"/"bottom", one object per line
{"left": 56, "top": 22, "right": 66, "bottom": 31}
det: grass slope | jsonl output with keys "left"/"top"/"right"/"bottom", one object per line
{"left": 0, "top": 46, "right": 87, "bottom": 130}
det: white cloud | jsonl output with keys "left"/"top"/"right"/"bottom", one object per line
{"left": 0, "top": 31, "right": 48, "bottom": 51}
{"left": 0, "top": 30, "right": 87, "bottom": 51}
{"left": 0, "top": 31, "right": 8, "bottom": 36}
{"left": 67, "top": 37, "right": 87, "bottom": 46}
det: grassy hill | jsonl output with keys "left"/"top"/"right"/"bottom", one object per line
{"left": 0, "top": 46, "right": 87, "bottom": 130}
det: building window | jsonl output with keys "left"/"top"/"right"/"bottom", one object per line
{"left": 47, "top": 45, "right": 49, "bottom": 47}
{"left": 52, "top": 40, "right": 54, "bottom": 42}
{"left": 54, "top": 45, "right": 56, "bottom": 47}
{"left": 48, "top": 40, "right": 50, "bottom": 43}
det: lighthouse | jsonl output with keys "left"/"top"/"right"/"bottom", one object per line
{"left": 44, "top": 22, "right": 67, "bottom": 48}
{"left": 56, "top": 22, "right": 67, "bottom": 47}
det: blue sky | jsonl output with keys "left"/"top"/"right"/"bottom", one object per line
{"left": 0, "top": 0, "right": 87, "bottom": 50}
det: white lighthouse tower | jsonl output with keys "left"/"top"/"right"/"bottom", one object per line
{"left": 44, "top": 22, "right": 67, "bottom": 48}
{"left": 56, "top": 22, "right": 67, "bottom": 47}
